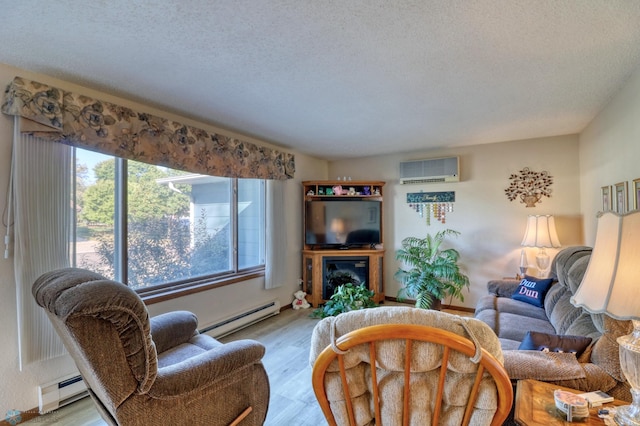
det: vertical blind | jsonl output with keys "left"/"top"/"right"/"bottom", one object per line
{"left": 265, "top": 180, "right": 287, "bottom": 289}
{"left": 12, "top": 117, "right": 72, "bottom": 369}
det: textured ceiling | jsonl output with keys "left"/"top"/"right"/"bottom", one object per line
{"left": 1, "top": 1, "right": 640, "bottom": 160}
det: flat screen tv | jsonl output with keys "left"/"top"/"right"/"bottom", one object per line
{"left": 305, "top": 199, "right": 381, "bottom": 247}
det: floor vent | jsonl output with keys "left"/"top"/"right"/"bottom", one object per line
{"left": 38, "top": 373, "right": 88, "bottom": 414}
{"left": 200, "top": 299, "right": 281, "bottom": 338}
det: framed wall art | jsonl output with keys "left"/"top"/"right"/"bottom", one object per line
{"left": 601, "top": 185, "right": 612, "bottom": 212}
{"left": 634, "top": 178, "right": 640, "bottom": 210}
{"left": 614, "top": 181, "right": 628, "bottom": 213}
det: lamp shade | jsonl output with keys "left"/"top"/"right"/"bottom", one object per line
{"left": 521, "top": 215, "right": 561, "bottom": 248}
{"left": 571, "top": 211, "right": 640, "bottom": 320}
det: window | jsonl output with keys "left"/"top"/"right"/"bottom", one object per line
{"left": 73, "top": 148, "right": 266, "bottom": 295}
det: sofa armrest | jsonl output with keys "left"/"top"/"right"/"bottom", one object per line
{"left": 487, "top": 279, "right": 521, "bottom": 297}
{"left": 150, "top": 339, "right": 266, "bottom": 397}
{"left": 503, "top": 350, "right": 585, "bottom": 381}
{"left": 150, "top": 311, "right": 199, "bottom": 354}
{"left": 504, "top": 350, "right": 622, "bottom": 394}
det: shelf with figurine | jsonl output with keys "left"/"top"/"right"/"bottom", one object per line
{"left": 303, "top": 180, "right": 384, "bottom": 199}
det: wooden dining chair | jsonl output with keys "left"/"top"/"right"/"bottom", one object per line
{"left": 310, "top": 307, "right": 513, "bottom": 426}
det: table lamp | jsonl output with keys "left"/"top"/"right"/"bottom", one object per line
{"left": 521, "top": 215, "right": 561, "bottom": 277}
{"left": 571, "top": 211, "right": 640, "bottom": 426}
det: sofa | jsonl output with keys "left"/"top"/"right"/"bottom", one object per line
{"left": 474, "top": 246, "right": 633, "bottom": 401}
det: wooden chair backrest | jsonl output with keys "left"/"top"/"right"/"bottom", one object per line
{"left": 311, "top": 323, "right": 513, "bottom": 426}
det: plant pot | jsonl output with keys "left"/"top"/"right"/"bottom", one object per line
{"left": 431, "top": 298, "right": 442, "bottom": 311}
{"left": 522, "top": 194, "right": 540, "bottom": 207}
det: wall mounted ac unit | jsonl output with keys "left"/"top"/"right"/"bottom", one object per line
{"left": 399, "top": 156, "right": 460, "bottom": 184}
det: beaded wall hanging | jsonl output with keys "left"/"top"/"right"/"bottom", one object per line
{"left": 407, "top": 191, "right": 455, "bottom": 225}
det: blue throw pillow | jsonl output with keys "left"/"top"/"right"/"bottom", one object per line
{"left": 511, "top": 275, "right": 554, "bottom": 308}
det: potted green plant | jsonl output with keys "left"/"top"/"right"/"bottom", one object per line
{"left": 395, "top": 229, "right": 470, "bottom": 310}
{"left": 311, "top": 283, "right": 378, "bottom": 318}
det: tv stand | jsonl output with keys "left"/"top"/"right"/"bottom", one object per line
{"left": 302, "top": 180, "right": 386, "bottom": 307}
{"left": 302, "top": 249, "right": 385, "bottom": 307}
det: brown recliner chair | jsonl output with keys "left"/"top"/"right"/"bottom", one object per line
{"left": 32, "top": 268, "right": 269, "bottom": 426}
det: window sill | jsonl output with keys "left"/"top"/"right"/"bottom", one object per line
{"left": 140, "top": 270, "right": 265, "bottom": 305}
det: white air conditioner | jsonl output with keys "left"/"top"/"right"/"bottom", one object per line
{"left": 399, "top": 156, "right": 460, "bottom": 184}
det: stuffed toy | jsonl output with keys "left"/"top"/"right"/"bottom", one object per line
{"left": 292, "top": 290, "right": 310, "bottom": 310}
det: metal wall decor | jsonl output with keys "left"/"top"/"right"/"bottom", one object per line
{"left": 407, "top": 191, "right": 455, "bottom": 225}
{"left": 504, "top": 167, "right": 553, "bottom": 207}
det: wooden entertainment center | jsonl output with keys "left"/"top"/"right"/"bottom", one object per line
{"left": 301, "top": 180, "right": 385, "bottom": 307}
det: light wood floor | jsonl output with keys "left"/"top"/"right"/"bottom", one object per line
{"left": 23, "top": 305, "right": 471, "bottom": 425}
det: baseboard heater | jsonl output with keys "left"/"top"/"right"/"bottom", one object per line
{"left": 38, "top": 373, "right": 88, "bottom": 414}
{"left": 200, "top": 299, "right": 281, "bottom": 338}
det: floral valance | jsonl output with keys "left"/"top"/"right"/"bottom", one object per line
{"left": 1, "top": 76, "right": 295, "bottom": 180}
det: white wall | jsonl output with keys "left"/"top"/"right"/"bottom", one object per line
{"left": 329, "top": 135, "right": 583, "bottom": 309}
{"left": 579, "top": 66, "right": 640, "bottom": 244}
{"left": 0, "top": 62, "right": 327, "bottom": 416}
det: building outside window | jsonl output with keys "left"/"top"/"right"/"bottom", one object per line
{"left": 73, "top": 148, "right": 265, "bottom": 292}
